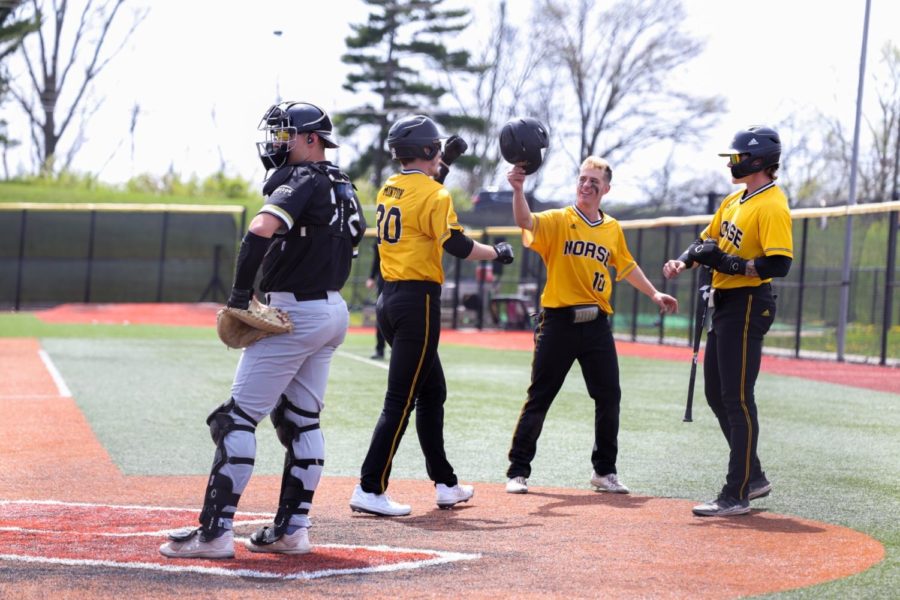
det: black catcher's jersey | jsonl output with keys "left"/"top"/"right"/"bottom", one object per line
{"left": 258, "top": 161, "right": 365, "bottom": 293}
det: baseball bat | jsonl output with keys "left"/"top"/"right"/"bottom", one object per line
{"left": 684, "top": 266, "right": 712, "bottom": 422}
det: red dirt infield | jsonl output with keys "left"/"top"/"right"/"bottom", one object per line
{"left": 1, "top": 305, "right": 890, "bottom": 597}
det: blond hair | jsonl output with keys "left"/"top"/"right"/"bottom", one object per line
{"left": 580, "top": 156, "right": 613, "bottom": 183}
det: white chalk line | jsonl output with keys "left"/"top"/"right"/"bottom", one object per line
{"left": 37, "top": 348, "right": 72, "bottom": 398}
{"left": 0, "top": 499, "right": 481, "bottom": 580}
{"left": 335, "top": 350, "right": 389, "bottom": 370}
{"left": 0, "top": 498, "right": 271, "bottom": 517}
{"left": 0, "top": 550, "right": 480, "bottom": 580}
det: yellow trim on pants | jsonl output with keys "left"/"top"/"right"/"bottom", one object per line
{"left": 380, "top": 293, "right": 431, "bottom": 492}
{"left": 739, "top": 295, "right": 753, "bottom": 497}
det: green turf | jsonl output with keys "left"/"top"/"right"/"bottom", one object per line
{"left": 8, "top": 320, "right": 899, "bottom": 598}
{"left": 0, "top": 313, "right": 217, "bottom": 340}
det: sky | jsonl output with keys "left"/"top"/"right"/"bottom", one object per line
{"left": 3, "top": 0, "right": 899, "bottom": 204}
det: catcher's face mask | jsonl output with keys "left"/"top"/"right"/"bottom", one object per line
{"left": 256, "top": 105, "right": 297, "bottom": 170}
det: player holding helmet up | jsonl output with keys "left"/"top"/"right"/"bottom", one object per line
{"left": 349, "top": 114, "right": 514, "bottom": 516}
{"left": 663, "top": 126, "right": 793, "bottom": 517}
{"left": 502, "top": 117, "right": 678, "bottom": 495}
{"left": 160, "top": 101, "right": 365, "bottom": 559}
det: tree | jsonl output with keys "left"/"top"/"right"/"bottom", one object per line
{"left": 336, "top": 0, "right": 481, "bottom": 186}
{"left": 8, "top": 0, "right": 146, "bottom": 175}
{"left": 0, "top": 0, "right": 39, "bottom": 178}
{"left": 770, "top": 112, "right": 841, "bottom": 208}
{"left": 534, "top": 0, "right": 724, "bottom": 168}
{"left": 0, "top": 1, "right": 37, "bottom": 85}
{"left": 439, "top": 0, "right": 559, "bottom": 195}
{"left": 777, "top": 43, "right": 900, "bottom": 208}
{"left": 637, "top": 149, "right": 729, "bottom": 215}
{"left": 867, "top": 42, "right": 900, "bottom": 202}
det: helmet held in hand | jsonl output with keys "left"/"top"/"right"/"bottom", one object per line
{"left": 499, "top": 117, "right": 549, "bottom": 175}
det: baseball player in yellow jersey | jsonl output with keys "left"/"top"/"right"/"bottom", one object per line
{"left": 350, "top": 115, "right": 514, "bottom": 516}
{"left": 504, "top": 155, "right": 678, "bottom": 495}
{"left": 664, "top": 126, "right": 792, "bottom": 517}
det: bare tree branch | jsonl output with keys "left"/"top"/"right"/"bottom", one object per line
{"left": 11, "top": 0, "right": 145, "bottom": 174}
{"left": 57, "top": 0, "right": 127, "bottom": 144}
{"left": 534, "top": 0, "right": 723, "bottom": 169}
{"left": 439, "top": 0, "right": 556, "bottom": 192}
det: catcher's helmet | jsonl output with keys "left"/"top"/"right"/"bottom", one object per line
{"left": 257, "top": 101, "right": 339, "bottom": 170}
{"left": 499, "top": 117, "right": 549, "bottom": 175}
{"left": 718, "top": 126, "right": 780, "bottom": 179}
{"left": 387, "top": 114, "right": 443, "bottom": 161}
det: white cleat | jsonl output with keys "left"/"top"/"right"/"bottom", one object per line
{"left": 506, "top": 476, "right": 528, "bottom": 494}
{"left": 349, "top": 484, "right": 412, "bottom": 516}
{"left": 245, "top": 526, "right": 311, "bottom": 555}
{"left": 590, "top": 471, "right": 630, "bottom": 494}
{"left": 159, "top": 527, "right": 234, "bottom": 559}
{"left": 436, "top": 483, "right": 474, "bottom": 509}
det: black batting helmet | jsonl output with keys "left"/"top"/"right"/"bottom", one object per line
{"left": 718, "top": 126, "right": 781, "bottom": 179}
{"left": 387, "top": 115, "right": 443, "bottom": 161}
{"left": 256, "top": 101, "right": 339, "bottom": 170}
{"left": 499, "top": 117, "right": 549, "bottom": 175}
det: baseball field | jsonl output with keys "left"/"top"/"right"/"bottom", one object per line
{"left": 0, "top": 303, "right": 898, "bottom": 599}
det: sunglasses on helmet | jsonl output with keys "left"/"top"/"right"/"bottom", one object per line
{"left": 271, "top": 129, "right": 293, "bottom": 143}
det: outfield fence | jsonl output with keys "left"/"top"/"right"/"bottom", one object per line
{"left": 0, "top": 203, "right": 245, "bottom": 309}
{"left": 1, "top": 200, "right": 898, "bottom": 365}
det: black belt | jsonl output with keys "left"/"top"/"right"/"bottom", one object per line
{"left": 293, "top": 291, "right": 328, "bottom": 301}
{"left": 543, "top": 305, "right": 607, "bottom": 323}
{"left": 383, "top": 280, "right": 441, "bottom": 295}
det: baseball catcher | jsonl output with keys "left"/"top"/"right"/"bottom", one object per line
{"left": 160, "top": 101, "right": 364, "bottom": 559}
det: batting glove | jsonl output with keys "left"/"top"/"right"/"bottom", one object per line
{"left": 688, "top": 240, "right": 747, "bottom": 275}
{"left": 442, "top": 135, "right": 468, "bottom": 166}
{"left": 493, "top": 241, "right": 514, "bottom": 265}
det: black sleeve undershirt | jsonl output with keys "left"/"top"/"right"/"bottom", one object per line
{"left": 442, "top": 229, "right": 476, "bottom": 259}
{"left": 369, "top": 241, "right": 381, "bottom": 279}
{"left": 233, "top": 231, "right": 270, "bottom": 290}
{"left": 754, "top": 254, "right": 792, "bottom": 279}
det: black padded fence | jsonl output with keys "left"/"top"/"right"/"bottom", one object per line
{"left": 3, "top": 201, "right": 898, "bottom": 364}
{"left": 0, "top": 204, "right": 245, "bottom": 310}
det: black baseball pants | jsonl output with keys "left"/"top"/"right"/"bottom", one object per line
{"left": 374, "top": 277, "right": 386, "bottom": 354}
{"left": 507, "top": 308, "right": 622, "bottom": 479}
{"left": 703, "top": 284, "right": 776, "bottom": 500}
{"left": 360, "top": 280, "right": 458, "bottom": 494}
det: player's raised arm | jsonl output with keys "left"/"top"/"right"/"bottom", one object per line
{"left": 507, "top": 166, "right": 533, "bottom": 231}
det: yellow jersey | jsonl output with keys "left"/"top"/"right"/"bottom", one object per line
{"left": 524, "top": 206, "right": 636, "bottom": 314}
{"left": 375, "top": 170, "right": 464, "bottom": 284}
{"left": 702, "top": 182, "right": 793, "bottom": 290}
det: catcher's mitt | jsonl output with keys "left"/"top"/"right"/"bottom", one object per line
{"left": 216, "top": 297, "right": 293, "bottom": 349}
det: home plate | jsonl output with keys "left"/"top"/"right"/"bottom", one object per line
{"left": 0, "top": 500, "right": 480, "bottom": 580}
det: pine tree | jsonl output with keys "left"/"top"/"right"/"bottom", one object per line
{"left": 336, "top": 0, "right": 482, "bottom": 186}
{"left": 0, "top": 1, "right": 39, "bottom": 175}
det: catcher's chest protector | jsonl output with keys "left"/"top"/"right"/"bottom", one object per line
{"left": 259, "top": 163, "right": 365, "bottom": 294}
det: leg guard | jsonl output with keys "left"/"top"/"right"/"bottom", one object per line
{"left": 197, "top": 398, "right": 257, "bottom": 540}
{"left": 250, "top": 394, "right": 323, "bottom": 546}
